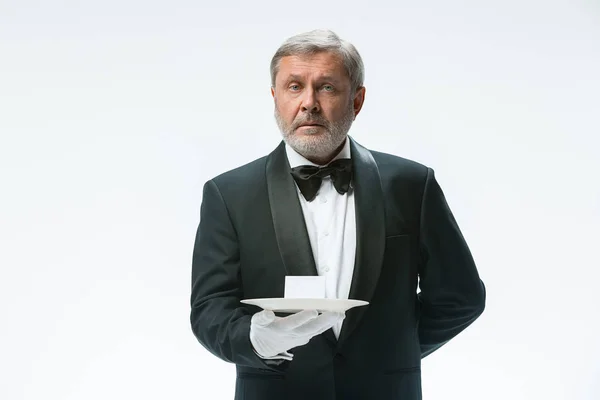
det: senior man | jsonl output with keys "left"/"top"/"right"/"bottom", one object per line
{"left": 190, "top": 29, "right": 486, "bottom": 400}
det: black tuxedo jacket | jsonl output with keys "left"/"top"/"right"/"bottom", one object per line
{"left": 190, "top": 138, "right": 485, "bottom": 400}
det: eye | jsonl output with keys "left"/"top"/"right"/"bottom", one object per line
{"left": 289, "top": 84, "right": 301, "bottom": 91}
{"left": 322, "top": 84, "right": 335, "bottom": 92}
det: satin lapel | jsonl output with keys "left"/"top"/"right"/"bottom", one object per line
{"left": 266, "top": 142, "right": 337, "bottom": 346}
{"left": 337, "top": 138, "right": 386, "bottom": 347}
{"left": 266, "top": 141, "right": 318, "bottom": 277}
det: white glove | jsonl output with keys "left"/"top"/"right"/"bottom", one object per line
{"left": 250, "top": 309, "right": 345, "bottom": 360}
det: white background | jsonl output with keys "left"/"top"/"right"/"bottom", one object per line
{"left": 1, "top": 1, "right": 599, "bottom": 399}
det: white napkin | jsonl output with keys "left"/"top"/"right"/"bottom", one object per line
{"left": 284, "top": 276, "right": 326, "bottom": 299}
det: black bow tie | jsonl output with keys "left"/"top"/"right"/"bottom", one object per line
{"left": 290, "top": 158, "right": 353, "bottom": 202}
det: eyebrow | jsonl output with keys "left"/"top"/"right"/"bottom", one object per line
{"left": 285, "top": 74, "right": 342, "bottom": 84}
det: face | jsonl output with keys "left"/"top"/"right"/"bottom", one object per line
{"left": 272, "top": 52, "right": 365, "bottom": 163}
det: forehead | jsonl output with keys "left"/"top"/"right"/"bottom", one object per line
{"left": 276, "top": 52, "right": 349, "bottom": 83}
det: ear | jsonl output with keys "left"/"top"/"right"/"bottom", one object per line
{"left": 271, "top": 87, "right": 275, "bottom": 98}
{"left": 353, "top": 86, "right": 366, "bottom": 118}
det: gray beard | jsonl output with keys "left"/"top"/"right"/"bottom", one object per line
{"left": 274, "top": 101, "right": 355, "bottom": 163}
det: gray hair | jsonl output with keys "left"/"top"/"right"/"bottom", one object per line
{"left": 270, "top": 29, "right": 365, "bottom": 93}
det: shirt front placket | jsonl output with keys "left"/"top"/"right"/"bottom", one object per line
{"left": 314, "top": 177, "right": 338, "bottom": 294}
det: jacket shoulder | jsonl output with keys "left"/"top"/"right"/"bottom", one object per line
{"left": 370, "top": 149, "right": 430, "bottom": 181}
{"left": 210, "top": 154, "right": 267, "bottom": 182}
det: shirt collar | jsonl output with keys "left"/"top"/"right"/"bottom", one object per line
{"left": 285, "top": 137, "right": 351, "bottom": 168}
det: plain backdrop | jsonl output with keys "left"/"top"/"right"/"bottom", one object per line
{"left": 1, "top": 1, "right": 599, "bottom": 399}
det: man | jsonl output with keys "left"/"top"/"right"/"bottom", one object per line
{"left": 190, "top": 29, "right": 485, "bottom": 400}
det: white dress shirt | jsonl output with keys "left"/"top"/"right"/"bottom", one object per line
{"left": 286, "top": 138, "right": 357, "bottom": 339}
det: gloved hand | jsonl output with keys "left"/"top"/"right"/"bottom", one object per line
{"left": 250, "top": 309, "right": 345, "bottom": 360}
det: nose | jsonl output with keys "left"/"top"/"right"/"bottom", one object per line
{"left": 300, "top": 89, "right": 320, "bottom": 113}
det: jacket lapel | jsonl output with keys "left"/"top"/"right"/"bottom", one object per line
{"left": 265, "top": 142, "right": 337, "bottom": 346}
{"left": 337, "top": 137, "right": 386, "bottom": 347}
{"left": 266, "top": 141, "right": 318, "bottom": 277}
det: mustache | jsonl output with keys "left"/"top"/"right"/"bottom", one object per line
{"left": 291, "top": 115, "right": 329, "bottom": 130}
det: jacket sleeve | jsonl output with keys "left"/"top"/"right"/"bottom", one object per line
{"left": 190, "top": 179, "right": 287, "bottom": 371}
{"left": 417, "top": 168, "right": 486, "bottom": 358}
